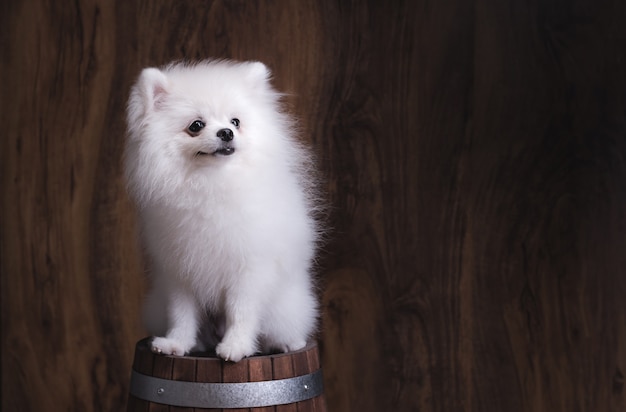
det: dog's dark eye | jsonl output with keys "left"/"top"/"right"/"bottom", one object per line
{"left": 230, "top": 118, "right": 240, "bottom": 128}
{"left": 188, "top": 120, "right": 205, "bottom": 135}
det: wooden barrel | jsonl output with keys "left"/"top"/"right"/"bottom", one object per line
{"left": 127, "top": 338, "right": 326, "bottom": 411}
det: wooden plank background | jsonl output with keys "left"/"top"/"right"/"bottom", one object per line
{"left": 2, "top": 0, "right": 626, "bottom": 411}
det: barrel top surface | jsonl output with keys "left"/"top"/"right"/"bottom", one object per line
{"left": 132, "top": 337, "right": 321, "bottom": 383}
{"left": 135, "top": 337, "right": 318, "bottom": 360}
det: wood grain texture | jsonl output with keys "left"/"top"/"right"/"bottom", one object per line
{"left": 2, "top": 0, "right": 626, "bottom": 411}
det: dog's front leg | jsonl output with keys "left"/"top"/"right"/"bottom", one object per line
{"left": 215, "top": 280, "right": 261, "bottom": 362}
{"left": 151, "top": 287, "right": 199, "bottom": 356}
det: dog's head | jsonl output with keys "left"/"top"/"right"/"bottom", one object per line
{"left": 126, "top": 60, "right": 282, "bottom": 166}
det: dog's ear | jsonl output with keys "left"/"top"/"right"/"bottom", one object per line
{"left": 127, "top": 67, "right": 169, "bottom": 136}
{"left": 245, "top": 61, "right": 270, "bottom": 87}
{"left": 137, "top": 67, "right": 169, "bottom": 112}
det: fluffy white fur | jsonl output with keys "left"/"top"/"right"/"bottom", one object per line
{"left": 124, "top": 60, "right": 320, "bottom": 362}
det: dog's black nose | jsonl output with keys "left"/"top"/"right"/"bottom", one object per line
{"left": 217, "top": 128, "right": 234, "bottom": 142}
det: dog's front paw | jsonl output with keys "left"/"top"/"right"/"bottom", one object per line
{"left": 216, "top": 336, "right": 256, "bottom": 362}
{"left": 286, "top": 339, "right": 307, "bottom": 352}
{"left": 151, "top": 337, "right": 188, "bottom": 356}
{"left": 267, "top": 339, "right": 307, "bottom": 354}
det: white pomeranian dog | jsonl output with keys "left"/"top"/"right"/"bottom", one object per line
{"left": 124, "top": 60, "right": 321, "bottom": 362}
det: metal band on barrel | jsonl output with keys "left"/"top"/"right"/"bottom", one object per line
{"left": 129, "top": 368, "right": 324, "bottom": 408}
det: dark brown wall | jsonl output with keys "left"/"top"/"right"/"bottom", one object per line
{"left": 2, "top": 1, "right": 626, "bottom": 411}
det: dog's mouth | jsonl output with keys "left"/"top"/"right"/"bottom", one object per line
{"left": 213, "top": 147, "right": 235, "bottom": 156}
{"left": 196, "top": 147, "right": 236, "bottom": 157}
